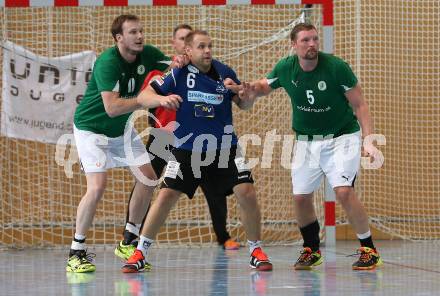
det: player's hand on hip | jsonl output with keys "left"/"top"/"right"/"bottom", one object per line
{"left": 161, "top": 94, "right": 182, "bottom": 110}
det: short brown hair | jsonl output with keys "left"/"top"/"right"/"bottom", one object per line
{"left": 111, "top": 14, "right": 140, "bottom": 42}
{"left": 184, "top": 30, "right": 209, "bottom": 46}
{"left": 290, "top": 23, "right": 317, "bottom": 41}
{"left": 173, "top": 24, "right": 193, "bottom": 38}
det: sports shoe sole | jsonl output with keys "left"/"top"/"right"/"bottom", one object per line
{"left": 66, "top": 265, "right": 96, "bottom": 273}
{"left": 352, "top": 257, "right": 383, "bottom": 270}
{"left": 250, "top": 262, "right": 273, "bottom": 272}
{"left": 293, "top": 257, "right": 323, "bottom": 270}
{"left": 121, "top": 263, "right": 152, "bottom": 273}
{"left": 224, "top": 246, "right": 240, "bottom": 251}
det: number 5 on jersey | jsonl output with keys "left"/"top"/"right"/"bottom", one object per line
{"left": 306, "top": 90, "right": 315, "bottom": 104}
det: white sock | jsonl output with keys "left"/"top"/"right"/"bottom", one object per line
{"left": 248, "top": 240, "right": 262, "bottom": 254}
{"left": 357, "top": 230, "right": 371, "bottom": 240}
{"left": 71, "top": 233, "right": 86, "bottom": 250}
{"left": 137, "top": 235, "right": 155, "bottom": 257}
{"left": 125, "top": 223, "right": 140, "bottom": 237}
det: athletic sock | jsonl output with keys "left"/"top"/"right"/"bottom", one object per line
{"left": 299, "top": 220, "right": 320, "bottom": 252}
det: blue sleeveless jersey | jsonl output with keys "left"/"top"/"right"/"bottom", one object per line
{"left": 151, "top": 60, "right": 240, "bottom": 152}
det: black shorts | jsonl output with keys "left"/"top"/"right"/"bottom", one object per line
{"left": 161, "top": 146, "right": 254, "bottom": 199}
{"left": 145, "top": 130, "right": 174, "bottom": 177}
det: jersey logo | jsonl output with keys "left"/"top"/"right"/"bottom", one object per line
{"left": 188, "top": 65, "right": 199, "bottom": 73}
{"left": 216, "top": 83, "right": 228, "bottom": 94}
{"left": 292, "top": 80, "right": 299, "bottom": 87}
{"left": 342, "top": 84, "right": 352, "bottom": 91}
{"left": 194, "top": 104, "right": 215, "bottom": 118}
{"left": 318, "top": 81, "right": 327, "bottom": 91}
{"left": 188, "top": 91, "right": 223, "bottom": 105}
{"left": 137, "top": 65, "right": 145, "bottom": 75}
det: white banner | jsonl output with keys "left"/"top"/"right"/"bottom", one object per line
{"left": 1, "top": 41, "right": 96, "bottom": 144}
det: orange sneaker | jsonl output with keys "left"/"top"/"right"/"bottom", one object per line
{"left": 223, "top": 239, "right": 241, "bottom": 250}
{"left": 250, "top": 247, "right": 273, "bottom": 271}
{"left": 121, "top": 249, "right": 152, "bottom": 273}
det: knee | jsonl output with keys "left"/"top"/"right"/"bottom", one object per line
{"left": 139, "top": 164, "right": 158, "bottom": 181}
{"left": 85, "top": 184, "right": 106, "bottom": 203}
{"left": 335, "top": 187, "right": 354, "bottom": 205}
{"left": 157, "top": 189, "right": 180, "bottom": 206}
{"left": 293, "top": 194, "right": 313, "bottom": 207}
{"left": 235, "top": 184, "right": 257, "bottom": 205}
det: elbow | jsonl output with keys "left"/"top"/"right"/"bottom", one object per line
{"left": 104, "top": 106, "right": 118, "bottom": 118}
{"left": 106, "top": 112, "right": 117, "bottom": 118}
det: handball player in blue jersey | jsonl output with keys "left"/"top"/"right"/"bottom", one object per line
{"left": 122, "top": 30, "right": 272, "bottom": 273}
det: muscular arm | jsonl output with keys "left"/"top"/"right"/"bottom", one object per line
{"left": 232, "top": 94, "right": 254, "bottom": 110}
{"left": 101, "top": 91, "right": 142, "bottom": 118}
{"left": 102, "top": 84, "right": 181, "bottom": 118}
{"left": 345, "top": 83, "right": 382, "bottom": 160}
{"left": 137, "top": 84, "right": 182, "bottom": 110}
{"left": 345, "top": 83, "right": 373, "bottom": 137}
{"left": 226, "top": 78, "right": 273, "bottom": 110}
{"left": 249, "top": 78, "right": 273, "bottom": 97}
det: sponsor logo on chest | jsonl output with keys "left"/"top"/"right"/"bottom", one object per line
{"left": 187, "top": 91, "right": 224, "bottom": 105}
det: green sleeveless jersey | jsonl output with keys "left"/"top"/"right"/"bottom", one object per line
{"left": 74, "top": 45, "right": 170, "bottom": 137}
{"left": 267, "top": 52, "right": 360, "bottom": 138}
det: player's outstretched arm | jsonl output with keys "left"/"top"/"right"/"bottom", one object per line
{"left": 249, "top": 78, "right": 273, "bottom": 97}
{"left": 225, "top": 78, "right": 273, "bottom": 98}
{"left": 227, "top": 78, "right": 273, "bottom": 110}
{"left": 101, "top": 91, "right": 143, "bottom": 118}
{"left": 232, "top": 82, "right": 257, "bottom": 110}
{"left": 136, "top": 85, "right": 182, "bottom": 110}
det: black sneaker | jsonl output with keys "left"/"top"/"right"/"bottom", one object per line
{"left": 351, "top": 247, "right": 383, "bottom": 270}
{"left": 293, "top": 247, "right": 323, "bottom": 270}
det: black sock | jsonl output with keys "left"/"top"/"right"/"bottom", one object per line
{"left": 123, "top": 224, "right": 138, "bottom": 245}
{"left": 69, "top": 249, "right": 86, "bottom": 257}
{"left": 73, "top": 237, "right": 85, "bottom": 244}
{"left": 359, "top": 236, "right": 375, "bottom": 250}
{"left": 299, "top": 220, "right": 320, "bottom": 252}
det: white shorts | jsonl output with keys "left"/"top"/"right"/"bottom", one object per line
{"left": 73, "top": 125, "right": 150, "bottom": 173}
{"left": 291, "top": 132, "right": 361, "bottom": 195}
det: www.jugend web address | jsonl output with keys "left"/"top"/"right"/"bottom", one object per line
{"left": 8, "top": 115, "right": 73, "bottom": 131}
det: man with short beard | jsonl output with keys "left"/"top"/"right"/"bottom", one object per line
{"left": 68, "top": 14, "right": 185, "bottom": 273}
{"left": 121, "top": 30, "right": 272, "bottom": 273}
{"left": 227, "top": 23, "right": 382, "bottom": 271}
{"left": 116, "top": 24, "right": 241, "bottom": 262}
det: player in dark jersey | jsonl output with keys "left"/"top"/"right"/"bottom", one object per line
{"left": 67, "top": 15, "right": 185, "bottom": 273}
{"left": 228, "top": 23, "right": 382, "bottom": 270}
{"left": 115, "top": 25, "right": 240, "bottom": 261}
{"left": 122, "top": 30, "right": 272, "bottom": 273}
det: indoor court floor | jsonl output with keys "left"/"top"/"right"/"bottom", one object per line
{"left": 0, "top": 240, "right": 438, "bottom": 296}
